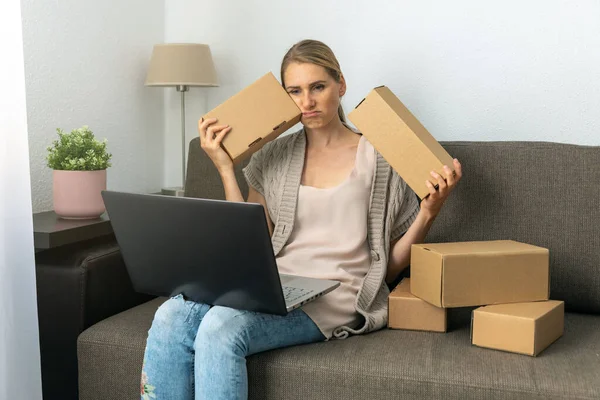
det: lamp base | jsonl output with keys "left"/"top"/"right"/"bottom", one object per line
{"left": 161, "top": 186, "right": 185, "bottom": 197}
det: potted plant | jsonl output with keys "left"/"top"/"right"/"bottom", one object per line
{"left": 47, "top": 126, "right": 112, "bottom": 219}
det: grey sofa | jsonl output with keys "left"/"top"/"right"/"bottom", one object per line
{"left": 78, "top": 138, "right": 600, "bottom": 399}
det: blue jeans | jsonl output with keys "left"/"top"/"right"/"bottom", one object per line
{"left": 141, "top": 294, "right": 325, "bottom": 400}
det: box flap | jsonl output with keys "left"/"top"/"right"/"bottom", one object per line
{"left": 396, "top": 277, "right": 411, "bottom": 292}
{"left": 419, "top": 240, "right": 548, "bottom": 256}
{"left": 477, "top": 301, "right": 562, "bottom": 320}
{"left": 410, "top": 245, "right": 443, "bottom": 307}
{"left": 389, "top": 278, "right": 413, "bottom": 299}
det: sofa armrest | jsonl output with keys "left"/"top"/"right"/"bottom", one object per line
{"left": 36, "top": 235, "right": 154, "bottom": 331}
{"left": 79, "top": 237, "right": 155, "bottom": 329}
{"left": 35, "top": 235, "right": 153, "bottom": 400}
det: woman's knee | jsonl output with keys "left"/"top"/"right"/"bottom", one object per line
{"left": 151, "top": 295, "right": 190, "bottom": 327}
{"left": 148, "top": 295, "right": 208, "bottom": 342}
{"left": 195, "top": 306, "right": 253, "bottom": 353}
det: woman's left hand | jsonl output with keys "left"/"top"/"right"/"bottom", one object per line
{"left": 420, "top": 158, "right": 463, "bottom": 220}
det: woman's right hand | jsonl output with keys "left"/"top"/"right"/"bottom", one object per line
{"left": 198, "top": 117, "right": 233, "bottom": 173}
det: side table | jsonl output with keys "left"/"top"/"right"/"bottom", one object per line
{"left": 33, "top": 211, "right": 113, "bottom": 250}
{"left": 33, "top": 211, "right": 153, "bottom": 400}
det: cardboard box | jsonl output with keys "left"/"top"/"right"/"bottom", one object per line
{"left": 388, "top": 278, "right": 447, "bottom": 332}
{"left": 347, "top": 86, "right": 455, "bottom": 199}
{"left": 410, "top": 240, "right": 550, "bottom": 308}
{"left": 202, "top": 72, "right": 301, "bottom": 164}
{"left": 471, "top": 300, "right": 564, "bottom": 356}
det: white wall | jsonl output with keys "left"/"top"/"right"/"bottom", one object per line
{"left": 20, "top": 1, "right": 600, "bottom": 200}
{"left": 163, "top": 0, "right": 600, "bottom": 184}
{"left": 22, "top": 0, "right": 166, "bottom": 213}
{"left": 0, "top": 0, "right": 43, "bottom": 398}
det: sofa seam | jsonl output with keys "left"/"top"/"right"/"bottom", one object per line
{"left": 438, "top": 141, "right": 598, "bottom": 149}
{"left": 78, "top": 340, "right": 145, "bottom": 352}
{"left": 78, "top": 266, "right": 87, "bottom": 332}
{"left": 78, "top": 247, "right": 121, "bottom": 266}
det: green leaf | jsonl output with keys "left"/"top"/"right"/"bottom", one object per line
{"left": 46, "top": 125, "right": 112, "bottom": 170}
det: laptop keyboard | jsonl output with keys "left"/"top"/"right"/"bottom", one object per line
{"left": 282, "top": 286, "right": 314, "bottom": 304}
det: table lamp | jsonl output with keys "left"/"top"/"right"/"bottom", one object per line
{"left": 145, "top": 43, "right": 219, "bottom": 196}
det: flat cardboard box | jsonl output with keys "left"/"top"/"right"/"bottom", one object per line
{"left": 411, "top": 240, "right": 550, "bottom": 308}
{"left": 471, "top": 300, "right": 564, "bottom": 356}
{"left": 202, "top": 72, "right": 301, "bottom": 164}
{"left": 388, "top": 278, "right": 447, "bottom": 332}
{"left": 347, "top": 86, "right": 455, "bottom": 199}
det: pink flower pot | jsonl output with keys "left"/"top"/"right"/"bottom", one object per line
{"left": 53, "top": 170, "right": 107, "bottom": 219}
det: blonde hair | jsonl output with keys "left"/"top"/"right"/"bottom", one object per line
{"left": 281, "top": 40, "right": 346, "bottom": 123}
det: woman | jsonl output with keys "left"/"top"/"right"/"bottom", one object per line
{"left": 141, "top": 39, "right": 462, "bottom": 400}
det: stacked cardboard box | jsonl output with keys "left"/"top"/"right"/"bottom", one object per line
{"left": 386, "top": 241, "right": 564, "bottom": 356}
{"left": 388, "top": 278, "right": 447, "bottom": 332}
{"left": 410, "top": 240, "right": 564, "bottom": 356}
{"left": 471, "top": 300, "right": 564, "bottom": 356}
{"left": 349, "top": 87, "right": 564, "bottom": 356}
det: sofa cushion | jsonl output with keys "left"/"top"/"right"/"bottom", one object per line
{"left": 429, "top": 142, "right": 600, "bottom": 314}
{"left": 78, "top": 299, "right": 600, "bottom": 400}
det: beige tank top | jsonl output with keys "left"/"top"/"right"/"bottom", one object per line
{"left": 276, "top": 135, "right": 375, "bottom": 339}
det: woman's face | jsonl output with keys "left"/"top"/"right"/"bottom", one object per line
{"left": 283, "top": 62, "right": 346, "bottom": 129}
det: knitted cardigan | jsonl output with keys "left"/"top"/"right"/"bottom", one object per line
{"left": 243, "top": 128, "right": 420, "bottom": 339}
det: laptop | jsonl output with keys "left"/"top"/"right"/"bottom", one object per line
{"left": 101, "top": 191, "right": 340, "bottom": 316}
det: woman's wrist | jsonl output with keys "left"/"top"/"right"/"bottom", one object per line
{"left": 217, "top": 164, "right": 235, "bottom": 177}
{"left": 417, "top": 207, "right": 437, "bottom": 227}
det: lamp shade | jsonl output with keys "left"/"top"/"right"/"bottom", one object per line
{"left": 145, "top": 43, "right": 219, "bottom": 87}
